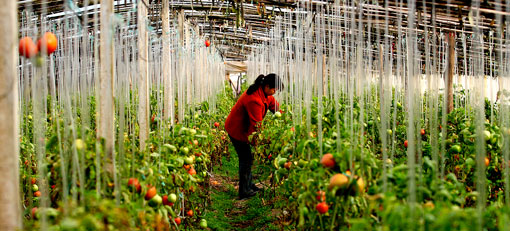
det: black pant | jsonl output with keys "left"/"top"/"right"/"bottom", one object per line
{"left": 229, "top": 135, "right": 254, "bottom": 196}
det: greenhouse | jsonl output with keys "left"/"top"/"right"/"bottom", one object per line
{"left": 2, "top": 0, "right": 510, "bottom": 230}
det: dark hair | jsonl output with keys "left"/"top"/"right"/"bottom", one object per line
{"left": 246, "top": 73, "right": 284, "bottom": 95}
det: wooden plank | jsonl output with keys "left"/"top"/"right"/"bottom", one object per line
{"left": 0, "top": 0, "right": 21, "bottom": 229}
{"left": 99, "top": 0, "right": 115, "bottom": 160}
{"left": 162, "top": 0, "right": 174, "bottom": 123}
{"left": 138, "top": 0, "right": 149, "bottom": 149}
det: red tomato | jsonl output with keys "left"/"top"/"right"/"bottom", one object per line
{"left": 33, "top": 191, "right": 41, "bottom": 197}
{"left": 127, "top": 178, "right": 139, "bottom": 186}
{"left": 284, "top": 161, "right": 292, "bottom": 169}
{"left": 214, "top": 122, "right": 220, "bottom": 127}
{"left": 187, "top": 210, "right": 194, "bottom": 217}
{"left": 316, "top": 202, "right": 328, "bottom": 214}
{"left": 162, "top": 195, "right": 170, "bottom": 206}
{"left": 404, "top": 140, "right": 408, "bottom": 148}
{"left": 19, "top": 37, "right": 38, "bottom": 58}
{"left": 31, "top": 178, "right": 36, "bottom": 184}
{"left": 128, "top": 178, "right": 141, "bottom": 193}
{"left": 205, "top": 40, "right": 211, "bottom": 47}
{"left": 145, "top": 186, "right": 157, "bottom": 200}
{"left": 320, "top": 153, "right": 336, "bottom": 168}
{"left": 316, "top": 191, "right": 326, "bottom": 202}
{"left": 37, "top": 32, "right": 58, "bottom": 55}
{"left": 420, "top": 129, "right": 425, "bottom": 136}
{"left": 31, "top": 207, "right": 38, "bottom": 218}
{"left": 188, "top": 167, "right": 197, "bottom": 175}
{"left": 174, "top": 217, "right": 181, "bottom": 225}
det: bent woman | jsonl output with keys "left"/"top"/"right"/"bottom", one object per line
{"left": 224, "top": 73, "right": 284, "bottom": 199}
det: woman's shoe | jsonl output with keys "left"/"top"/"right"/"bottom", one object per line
{"left": 251, "top": 184, "right": 261, "bottom": 192}
{"left": 239, "top": 190, "right": 257, "bottom": 199}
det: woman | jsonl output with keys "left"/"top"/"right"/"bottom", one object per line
{"left": 225, "top": 73, "right": 284, "bottom": 199}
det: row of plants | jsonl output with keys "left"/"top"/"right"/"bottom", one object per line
{"left": 249, "top": 88, "right": 510, "bottom": 230}
{"left": 20, "top": 86, "right": 238, "bottom": 230}
{"left": 19, "top": 82, "right": 510, "bottom": 230}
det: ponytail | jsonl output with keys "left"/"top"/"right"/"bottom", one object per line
{"left": 246, "top": 73, "right": 284, "bottom": 95}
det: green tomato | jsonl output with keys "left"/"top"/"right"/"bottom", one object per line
{"left": 298, "top": 159, "right": 308, "bottom": 168}
{"left": 275, "top": 111, "right": 282, "bottom": 118}
{"left": 450, "top": 145, "right": 461, "bottom": 154}
{"left": 490, "top": 136, "right": 497, "bottom": 145}
{"left": 483, "top": 130, "right": 491, "bottom": 141}
{"left": 465, "top": 158, "right": 475, "bottom": 167}
{"left": 169, "top": 193, "right": 177, "bottom": 203}
{"left": 75, "top": 139, "right": 86, "bottom": 151}
{"left": 163, "top": 144, "right": 177, "bottom": 152}
{"left": 32, "top": 184, "right": 39, "bottom": 192}
{"left": 199, "top": 219, "right": 208, "bottom": 228}
{"left": 387, "top": 129, "right": 392, "bottom": 136}
{"left": 175, "top": 157, "right": 184, "bottom": 166}
{"left": 179, "top": 127, "right": 188, "bottom": 134}
{"left": 149, "top": 194, "right": 162, "bottom": 207}
{"left": 181, "top": 147, "right": 190, "bottom": 155}
{"left": 278, "top": 158, "right": 288, "bottom": 168}
{"left": 184, "top": 156, "right": 194, "bottom": 165}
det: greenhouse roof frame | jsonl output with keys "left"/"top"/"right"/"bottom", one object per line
{"left": 17, "top": 0, "right": 510, "bottom": 61}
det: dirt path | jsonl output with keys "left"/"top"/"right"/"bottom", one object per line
{"left": 208, "top": 173, "right": 254, "bottom": 229}
{"left": 203, "top": 156, "right": 279, "bottom": 231}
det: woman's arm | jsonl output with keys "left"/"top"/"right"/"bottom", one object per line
{"left": 267, "top": 96, "right": 280, "bottom": 113}
{"left": 245, "top": 100, "right": 265, "bottom": 136}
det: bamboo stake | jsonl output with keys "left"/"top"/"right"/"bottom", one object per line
{"left": 0, "top": 0, "right": 21, "bottom": 230}
{"left": 322, "top": 54, "right": 327, "bottom": 96}
{"left": 447, "top": 32, "right": 455, "bottom": 114}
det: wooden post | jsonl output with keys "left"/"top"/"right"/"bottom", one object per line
{"left": 178, "top": 9, "right": 185, "bottom": 46}
{"left": 447, "top": 32, "right": 455, "bottom": 114}
{"left": 0, "top": 0, "right": 21, "bottom": 230}
{"left": 162, "top": 0, "right": 173, "bottom": 123}
{"left": 99, "top": 0, "right": 115, "bottom": 160}
{"left": 138, "top": 0, "right": 149, "bottom": 149}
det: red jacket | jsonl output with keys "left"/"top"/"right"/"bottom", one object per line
{"left": 225, "top": 87, "right": 279, "bottom": 143}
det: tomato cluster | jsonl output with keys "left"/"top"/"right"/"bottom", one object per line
{"left": 18, "top": 32, "right": 58, "bottom": 61}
